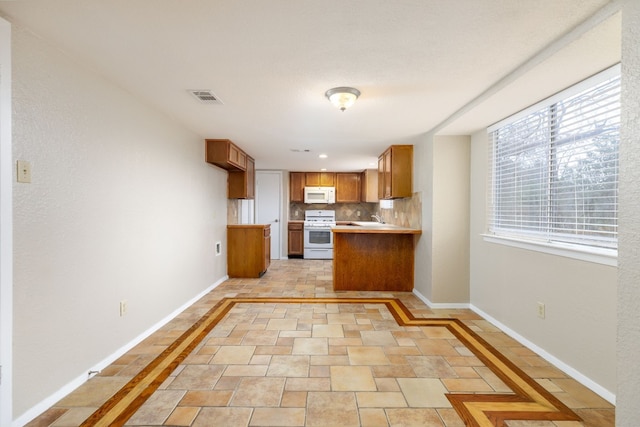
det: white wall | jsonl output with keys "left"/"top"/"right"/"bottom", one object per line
{"left": 11, "top": 26, "right": 228, "bottom": 420}
{"left": 468, "top": 129, "right": 617, "bottom": 396}
{"left": 413, "top": 133, "right": 434, "bottom": 300}
{"left": 0, "top": 16, "right": 13, "bottom": 427}
{"left": 617, "top": 0, "right": 640, "bottom": 424}
{"left": 414, "top": 134, "right": 470, "bottom": 304}
{"left": 432, "top": 136, "right": 470, "bottom": 303}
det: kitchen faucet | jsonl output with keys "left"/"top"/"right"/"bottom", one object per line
{"left": 371, "top": 214, "right": 384, "bottom": 224}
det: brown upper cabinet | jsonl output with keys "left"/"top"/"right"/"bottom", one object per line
{"left": 360, "top": 169, "right": 379, "bottom": 203}
{"left": 206, "top": 139, "right": 247, "bottom": 170}
{"left": 290, "top": 172, "right": 305, "bottom": 202}
{"left": 335, "top": 172, "right": 361, "bottom": 203}
{"left": 205, "top": 139, "right": 254, "bottom": 199}
{"left": 378, "top": 145, "right": 413, "bottom": 199}
{"left": 305, "top": 172, "right": 335, "bottom": 187}
{"left": 291, "top": 170, "right": 381, "bottom": 203}
{"left": 228, "top": 156, "right": 255, "bottom": 199}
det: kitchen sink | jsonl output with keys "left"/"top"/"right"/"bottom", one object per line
{"left": 349, "top": 221, "right": 397, "bottom": 228}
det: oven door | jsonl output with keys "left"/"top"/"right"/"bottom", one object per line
{"left": 304, "top": 227, "right": 333, "bottom": 248}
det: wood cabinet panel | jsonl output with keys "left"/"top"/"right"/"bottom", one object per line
{"left": 206, "top": 139, "right": 247, "bottom": 171}
{"left": 333, "top": 232, "right": 415, "bottom": 291}
{"left": 336, "top": 172, "right": 361, "bottom": 203}
{"left": 227, "top": 224, "right": 270, "bottom": 278}
{"left": 305, "top": 172, "right": 335, "bottom": 187}
{"left": 287, "top": 222, "right": 304, "bottom": 257}
{"left": 289, "top": 172, "right": 305, "bottom": 202}
{"left": 228, "top": 156, "right": 255, "bottom": 199}
{"left": 378, "top": 145, "right": 413, "bottom": 199}
{"left": 360, "top": 169, "right": 379, "bottom": 203}
{"left": 206, "top": 139, "right": 255, "bottom": 199}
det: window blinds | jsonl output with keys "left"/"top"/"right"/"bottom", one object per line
{"left": 487, "top": 65, "right": 620, "bottom": 249}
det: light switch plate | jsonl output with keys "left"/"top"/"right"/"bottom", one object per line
{"left": 17, "top": 160, "right": 32, "bottom": 183}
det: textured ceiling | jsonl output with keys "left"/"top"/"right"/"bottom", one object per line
{"left": 0, "top": 0, "right": 621, "bottom": 171}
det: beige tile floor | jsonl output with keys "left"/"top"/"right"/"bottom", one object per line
{"left": 27, "top": 260, "right": 614, "bottom": 427}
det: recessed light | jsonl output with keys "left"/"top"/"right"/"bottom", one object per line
{"left": 319, "top": 154, "right": 328, "bottom": 159}
{"left": 320, "top": 168, "right": 327, "bottom": 171}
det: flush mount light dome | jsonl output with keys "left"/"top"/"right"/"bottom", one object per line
{"left": 325, "top": 87, "right": 360, "bottom": 112}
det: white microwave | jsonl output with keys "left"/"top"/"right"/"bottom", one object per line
{"left": 304, "top": 187, "right": 336, "bottom": 204}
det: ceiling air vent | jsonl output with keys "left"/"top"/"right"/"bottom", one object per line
{"left": 189, "top": 90, "right": 223, "bottom": 105}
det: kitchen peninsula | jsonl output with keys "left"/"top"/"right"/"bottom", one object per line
{"left": 331, "top": 223, "right": 421, "bottom": 292}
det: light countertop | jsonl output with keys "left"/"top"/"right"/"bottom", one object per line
{"left": 331, "top": 222, "right": 421, "bottom": 235}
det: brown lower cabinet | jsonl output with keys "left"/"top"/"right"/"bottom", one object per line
{"left": 227, "top": 224, "right": 271, "bottom": 277}
{"left": 288, "top": 222, "right": 304, "bottom": 258}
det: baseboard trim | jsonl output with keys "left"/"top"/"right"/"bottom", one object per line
{"left": 13, "top": 276, "right": 228, "bottom": 427}
{"left": 470, "top": 304, "right": 616, "bottom": 405}
{"left": 412, "top": 289, "right": 471, "bottom": 309}
{"left": 410, "top": 289, "right": 615, "bottom": 405}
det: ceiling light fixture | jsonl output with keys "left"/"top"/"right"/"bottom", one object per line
{"left": 319, "top": 154, "right": 328, "bottom": 159}
{"left": 325, "top": 87, "right": 360, "bottom": 112}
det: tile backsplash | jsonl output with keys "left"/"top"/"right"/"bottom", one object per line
{"left": 290, "top": 202, "right": 378, "bottom": 222}
{"left": 289, "top": 191, "right": 422, "bottom": 229}
{"left": 229, "top": 191, "right": 422, "bottom": 229}
{"left": 379, "top": 192, "right": 422, "bottom": 229}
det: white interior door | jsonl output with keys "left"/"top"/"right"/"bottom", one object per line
{"left": 0, "top": 17, "right": 13, "bottom": 426}
{"left": 255, "top": 171, "right": 282, "bottom": 259}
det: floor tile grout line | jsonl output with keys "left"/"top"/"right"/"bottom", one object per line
{"left": 77, "top": 296, "right": 582, "bottom": 427}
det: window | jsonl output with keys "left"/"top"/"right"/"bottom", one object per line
{"left": 487, "top": 65, "right": 620, "bottom": 251}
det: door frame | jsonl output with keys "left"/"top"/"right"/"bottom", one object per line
{"left": 0, "top": 16, "right": 13, "bottom": 426}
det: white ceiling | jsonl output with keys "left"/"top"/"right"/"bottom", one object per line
{"left": 0, "top": 0, "right": 621, "bottom": 171}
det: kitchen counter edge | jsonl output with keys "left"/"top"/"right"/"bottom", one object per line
{"left": 331, "top": 225, "right": 421, "bottom": 235}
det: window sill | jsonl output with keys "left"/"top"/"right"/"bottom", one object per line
{"left": 481, "top": 234, "right": 617, "bottom": 267}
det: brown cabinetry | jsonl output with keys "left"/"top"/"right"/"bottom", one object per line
{"left": 305, "top": 172, "right": 335, "bottom": 187}
{"left": 289, "top": 172, "right": 305, "bottom": 202}
{"left": 378, "top": 145, "right": 413, "bottom": 199}
{"left": 360, "top": 169, "right": 379, "bottom": 203}
{"left": 206, "top": 139, "right": 255, "bottom": 199}
{"left": 227, "top": 224, "right": 270, "bottom": 278}
{"left": 287, "top": 222, "right": 304, "bottom": 257}
{"left": 336, "top": 172, "right": 361, "bottom": 203}
{"left": 206, "top": 139, "right": 247, "bottom": 170}
{"left": 228, "top": 156, "right": 255, "bottom": 199}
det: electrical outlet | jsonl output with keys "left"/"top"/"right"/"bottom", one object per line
{"left": 120, "top": 300, "right": 128, "bottom": 317}
{"left": 215, "top": 242, "right": 222, "bottom": 256}
{"left": 356, "top": 211, "right": 361, "bottom": 217}
{"left": 537, "top": 302, "right": 545, "bottom": 319}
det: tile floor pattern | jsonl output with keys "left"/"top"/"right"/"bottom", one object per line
{"left": 27, "top": 260, "right": 614, "bottom": 427}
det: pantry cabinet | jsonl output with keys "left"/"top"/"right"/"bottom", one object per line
{"left": 335, "top": 172, "right": 361, "bottom": 203}
{"left": 378, "top": 145, "right": 413, "bottom": 199}
{"left": 227, "top": 224, "right": 270, "bottom": 278}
